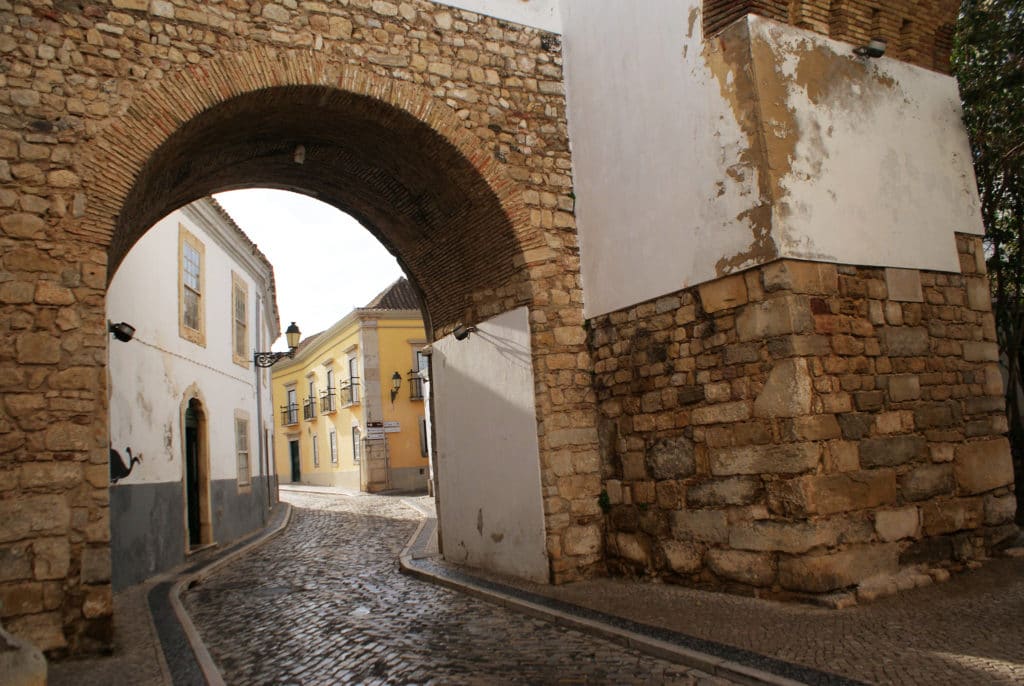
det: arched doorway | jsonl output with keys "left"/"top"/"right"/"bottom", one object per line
{"left": 183, "top": 397, "right": 211, "bottom": 550}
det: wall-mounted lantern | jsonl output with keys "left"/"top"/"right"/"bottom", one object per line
{"left": 254, "top": 321, "right": 301, "bottom": 368}
{"left": 108, "top": 321, "right": 136, "bottom": 343}
{"left": 390, "top": 371, "right": 402, "bottom": 403}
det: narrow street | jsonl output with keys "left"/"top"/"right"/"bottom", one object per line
{"left": 182, "top": 491, "right": 732, "bottom": 685}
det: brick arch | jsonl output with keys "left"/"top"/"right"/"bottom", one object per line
{"left": 81, "top": 47, "right": 538, "bottom": 334}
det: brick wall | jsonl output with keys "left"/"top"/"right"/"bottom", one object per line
{"left": 703, "top": 0, "right": 959, "bottom": 73}
{"left": 592, "top": 236, "right": 1017, "bottom": 601}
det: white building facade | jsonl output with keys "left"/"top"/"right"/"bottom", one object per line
{"left": 106, "top": 198, "right": 279, "bottom": 590}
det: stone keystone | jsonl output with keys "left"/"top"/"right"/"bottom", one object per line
{"left": 754, "top": 358, "right": 812, "bottom": 418}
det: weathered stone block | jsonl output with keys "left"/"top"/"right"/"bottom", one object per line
{"left": 710, "top": 443, "right": 820, "bottom": 476}
{"left": 81, "top": 547, "right": 111, "bottom": 584}
{"left": 31, "top": 537, "right": 70, "bottom": 581}
{"left": 779, "top": 544, "right": 898, "bottom": 592}
{"left": 698, "top": 274, "right": 748, "bottom": 313}
{"left": 730, "top": 519, "right": 838, "bottom": 554}
{"left": 966, "top": 277, "right": 992, "bottom": 311}
{"left": 838, "top": 413, "right": 873, "bottom": 440}
{"left": 900, "top": 536, "right": 953, "bottom": 565}
{"left": 691, "top": 401, "right": 750, "bottom": 425}
{"left": 15, "top": 334, "right": 61, "bottom": 364}
{"left": 661, "top": 541, "right": 703, "bottom": 574}
{"left": 962, "top": 341, "right": 1000, "bottom": 362}
{"left": 563, "top": 525, "right": 602, "bottom": 556}
{"left": 954, "top": 438, "right": 1014, "bottom": 494}
{"left": 19, "top": 462, "right": 82, "bottom": 490}
{"left": 753, "top": 358, "right": 812, "bottom": 418}
{"left": 879, "top": 327, "right": 929, "bottom": 356}
{"left": 645, "top": 435, "right": 696, "bottom": 480}
{"left": 875, "top": 507, "right": 919, "bottom": 542}
{"left": 677, "top": 386, "right": 705, "bottom": 405}
{"left": 921, "top": 498, "right": 984, "bottom": 536}
{"left": 706, "top": 549, "right": 776, "bottom": 586}
{"left": 768, "top": 470, "right": 896, "bottom": 516}
{"left": 671, "top": 509, "right": 729, "bottom": 544}
{"left": 887, "top": 375, "right": 920, "bottom": 402}
{"left": 859, "top": 435, "right": 926, "bottom": 468}
{"left": 791, "top": 415, "right": 841, "bottom": 441}
{"left": 899, "top": 464, "right": 954, "bottom": 502}
{"left": 614, "top": 533, "right": 650, "bottom": 566}
{"left": 0, "top": 544, "right": 31, "bottom": 582}
{"left": 686, "top": 476, "right": 761, "bottom": 508}
{"left": 884, "top": 268, "right": 923, "bottom": 302}
{"left": 984, "top": 493, "right": 1017, "bottom": 526}
{"left": 0, "top": 582, "right": 44, "bottom": 618}
{"left": 762, "top": 260, "right": 838, "bottom": 295}
{"left": 736, "top": 295, "right": 813, "bottom": 342}
{"left": 0, "top": 497, "right": 70, "bottom": 543}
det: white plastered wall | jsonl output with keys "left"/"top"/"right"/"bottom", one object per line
{"left": 434, "top": 0, "right": 560, "bottom": 33}
{"left": 107, "top": 205, "right": 274, "bottom": 486}
{"left": 560, "top": 0, "right": 983, "bottom": 318}
{"left": 432, "top": 307, "right": 548, "bottom": 583}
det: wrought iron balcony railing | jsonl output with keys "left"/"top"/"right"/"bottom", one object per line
{"left": 280, "top": 403, "right": 299, "bottom": 426}
{"left": 320, "top": 388, "right": 336, "bottom": 413}
{"left": 339, "top": 379, "right": 360, "bottom": 406}
{"left": 302, "top": 397, "right": 316, "bottom": 420}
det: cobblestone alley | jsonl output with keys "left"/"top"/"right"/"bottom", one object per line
{"left": 183, "top": 491, "right": 733, "bottom": 685}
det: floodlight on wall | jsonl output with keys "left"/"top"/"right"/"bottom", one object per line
{"left": 390, "top": 371, "right": 402, "bottom": 403}
{"left": 108, "top": 321, "right": 136, "bottom": 343}
{"left": 293, "top": 144, "right": 306, "bottom": 164}
{"left": 254, "top": 321, "right": 301, "bottom": 368}
{"left": 453, "top": 324, "right": 477, "bottom": 341}
{"left": 854, "top": 38, "right": 887, "bottom": 58}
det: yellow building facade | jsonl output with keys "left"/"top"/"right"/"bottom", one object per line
{"left": 271, "top": 279, "right": 430, "bottom": 492}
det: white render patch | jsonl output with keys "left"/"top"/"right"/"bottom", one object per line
{"left": 433, "top": 0, "right": 561, "bottom": 33}
{"left": 757, "top": 18, "right": 984, "bottom": 274}
{"left": 432, "top": 307, "right": 549, "bottom": 583}
{"left": 564, "top": 2, "right": 984, "bottom": 319}
{"left": 562, "top": 0, "right": 758, "bottom": 318}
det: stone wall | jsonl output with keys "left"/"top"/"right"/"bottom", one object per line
{"left": 0, "top": 0, "right": 597, "bottom": 655}
{"left": 592, "top": 236, "right": 1018, "bottom": 601}
{"left": 702, "top": 0, "right": 959, "bottom": 73}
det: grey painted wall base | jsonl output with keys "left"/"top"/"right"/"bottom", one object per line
{"left": 111, "top": 476, "right": 271, "bottom": 591}
{"left": 390, "top": 465, "right": 429, "bottom": 492}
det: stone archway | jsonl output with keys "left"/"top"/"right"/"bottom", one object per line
{"left": 1, "top": 6, "right": 598, "bottom": 656}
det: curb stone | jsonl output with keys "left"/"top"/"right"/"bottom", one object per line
{"left": 397, "top": 505, "right": 858, "bottom": 686}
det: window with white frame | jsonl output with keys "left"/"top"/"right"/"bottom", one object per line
{"left": 329, "top": 431, "right": 338, "bottom": 464}
{"left": 312, "top": 434, "right": 320, "bottom": 467}
{"left": 235, "top": 414, "right": 251, "bottom": 486}
{"left": 352, "top": 426, "right": 361, "bottom": 463}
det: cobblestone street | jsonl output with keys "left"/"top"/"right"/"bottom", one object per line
{"left": 183, "top": 491, "right": 732, "bottom": 685}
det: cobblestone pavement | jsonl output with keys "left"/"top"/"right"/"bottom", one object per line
{"left": 184, "top": 491, "right": 735, "bottom": 685}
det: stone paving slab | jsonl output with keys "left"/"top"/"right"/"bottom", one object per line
{"left": 183, "top": 491, "right": 734, "bottom": 685}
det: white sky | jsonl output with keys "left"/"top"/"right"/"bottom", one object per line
{"left": 214, "top": 188, "right": 404, "bottom": 350}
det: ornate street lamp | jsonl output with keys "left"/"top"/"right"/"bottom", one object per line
{"left": 254, "top": 321, "right": 301, "bottom": 368}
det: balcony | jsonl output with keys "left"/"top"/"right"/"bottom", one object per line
{"left": 280, "top": 403, "right": 298, "bottom": 426}
{"left": 408, "top": 374, "right": 424, "bottom": 401}
{"left": 320, "top": 388, "right": 337, "bottom": 414}
{"left": 302, "top": 397, "right": 316, "bottom": 420}
{"left": 340, "top": 379, "right": 360, "bottom": 406}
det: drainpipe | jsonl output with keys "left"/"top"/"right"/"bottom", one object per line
{"left": 254, "top": 294, "right": 270, "bottom": 517}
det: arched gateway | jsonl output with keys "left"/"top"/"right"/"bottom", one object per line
{"left": 1, "top": 0, "right": 1017, "bottom": 659}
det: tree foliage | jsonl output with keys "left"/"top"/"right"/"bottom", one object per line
{"left": 953, "top": 0, "right": 1024, "bottom": 469}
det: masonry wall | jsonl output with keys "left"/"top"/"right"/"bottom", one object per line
{"left": 592, "top": 239, "right": 1018, "bottom": 600}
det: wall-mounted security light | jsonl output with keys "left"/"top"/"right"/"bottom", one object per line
{"left": 854, "top": 38, "right": 887, "bottom": 58}
{"left": 390, "top": 371, "right": 402, "bottom": 403}
{"left": 254, "top": 321, "right": 301, "bottom": 367}
{"left": 453, "top": 324, "right": 477, "bottom": 341}
{"left": 108, "top": 321, "right": 136, "bottom": 343}
{"left": 293, "top": 144, "right": 306, "bottom": 164}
